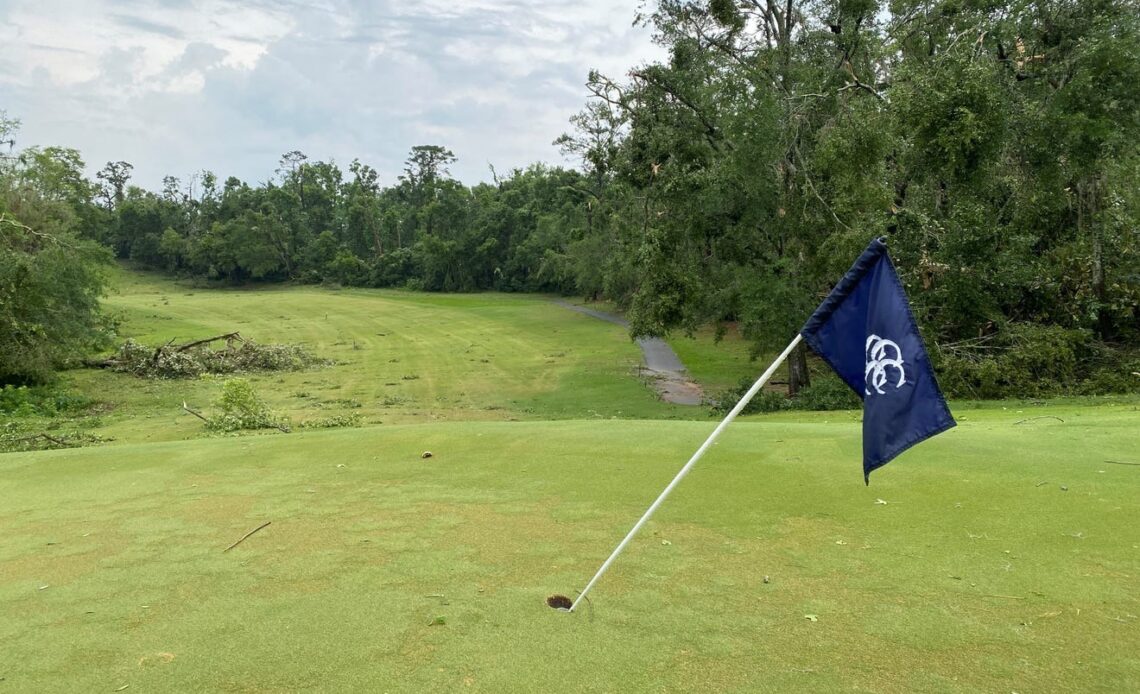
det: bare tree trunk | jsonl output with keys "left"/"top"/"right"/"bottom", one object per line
{"left": 1078, "top": 179, "right": 1108, "bottom": 337}
{"left": 787, "top": 341, "right": 811, "bottom": 395}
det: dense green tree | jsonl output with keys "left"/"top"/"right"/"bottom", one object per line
{"left": 551, "top": 0, "right": 1138, "bottom": 394}
{"left": 399, "top": 145, "right": 459, "bottom": 242}
{"left": 0, "top": 116, "right": 111, "bottom": 384}
{"left": 12, "top": 3, "right": 1131, "bottom": 397}
{"left": 95, "top": 160, "right": 133, "bottom": 209}
{"left": 344, "top": 159, "right": 384, "bottom": 257}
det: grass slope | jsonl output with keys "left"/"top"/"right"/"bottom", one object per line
{"left": 70, "top": 269, "right": 751, "bottom": 445}
{"left": 4, "top": 268, "right": 1139, "bottom": 691}
{"left": 2, "top": 403, "right": 1138, "bottom": 692}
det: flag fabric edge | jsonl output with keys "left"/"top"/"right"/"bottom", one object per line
{"left": 800, "top": 238, "right": 889, "bottom": 341}
{"left": 865, "top": 244, "right": 956, "bottom": 481}
{"left": 799, "top": 237, "right": 956, "bottom": 483}
{"left": 863, "top": 413, "right": 956, "bottom": 483}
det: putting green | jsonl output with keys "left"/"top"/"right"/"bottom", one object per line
{"left": 2, "top": 403, "right": 1137, "bottom": 691}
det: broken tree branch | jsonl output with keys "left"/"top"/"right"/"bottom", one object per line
{"left": 790, "top": 139, "right": 851, "bottom": 230}
{"left": 181, "top": 402, "right": 209, "bottom": 423}
{"left": 7, "top": 433, "right": 70, "bottom": 448}
{"left": 152, "top": 338, "right": 176, "bottom": 366}
{"left": 0, "top": 213, "right": 76, "bottom": 249}
{"left": 174, "top": 332, "right": 244, "bottom": 353}
{"left": 224, "top": 521, "right": 271, "bottom": 552}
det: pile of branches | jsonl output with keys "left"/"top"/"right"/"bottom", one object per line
{"left": 92, "top": 332, "right": 330, "bottom": 379}
{"left": 0, "top": 430, "right": 108, "bottom": 453}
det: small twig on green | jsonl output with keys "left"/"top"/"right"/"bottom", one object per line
{"left": 224, "top": 521, "right": 271, "bottom": 552}
{"left": 1104, "top": 460, "right": 1139, "bottom": 467}
{"left": 1013, "top": 416, "right": 1064, "bottom": 425}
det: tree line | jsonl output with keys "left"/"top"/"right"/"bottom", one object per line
{"left": 3, "top": 0, "right": 1138, "bottom": 397}
{"left": 85, "top": 146, "right": 598, "bottom": 295}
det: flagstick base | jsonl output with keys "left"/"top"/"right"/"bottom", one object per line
{"left": 567, "top": 334, "right": 805, "bottom": 613}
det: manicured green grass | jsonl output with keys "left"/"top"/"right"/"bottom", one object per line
{"left": 4, "top": 268, "right": 1139, "bottom": 691}
{"left": 68, "top": 268, "right": 729, "bottom": 445}
{"left": 2, "top": 404, "right": 1137, "bottom": 692}
{"left": 669, "top": 325, "right": 761, "bottom": 393}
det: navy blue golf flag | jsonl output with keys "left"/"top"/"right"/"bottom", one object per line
{"left": 800, "top": 238, "right": 955, "bottom": 483}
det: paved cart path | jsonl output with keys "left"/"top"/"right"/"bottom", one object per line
{"left": 554, "top": 301, "right": 703, "bottom": 406}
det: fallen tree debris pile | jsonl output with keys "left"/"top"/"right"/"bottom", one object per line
{"left": 92, "top": 333, "right": 331, "bottom": 379}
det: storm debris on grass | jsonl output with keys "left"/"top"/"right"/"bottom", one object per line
{"left": 0, "top": 430, "right": 108, "bottom": 453}
{"left": 95, "top": 333, "right": 331, "bottom": 379}
{"left": 1013, "top": 416, "right": 1065, "bottom": 425}
{"left": 223, "top": 521, "right": 272, "bottom": 552}
{"left": 298, "top": 413, "right": 364, "bottom": 429}
{"left": 194, "top": 379, "right": 291, "bottom": 434}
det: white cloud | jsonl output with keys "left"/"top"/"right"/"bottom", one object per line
{"left": 0, "top": 0, "right": 664, "bottom": 188}
{"left": 1, "top": 0, "right": 293, "bottom": 87}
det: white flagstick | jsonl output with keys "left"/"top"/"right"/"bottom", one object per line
{"left": 569, "top": 333, "right": 805, "bottom": 612}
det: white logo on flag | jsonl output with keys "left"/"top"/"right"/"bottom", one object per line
{"left": 865, "top": 335, "right": 906, "bottom": 395}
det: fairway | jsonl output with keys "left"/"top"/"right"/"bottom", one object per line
{"left": 64, "top": 269, "right": 744, "bottom": 446}
{"left": 3, "top": 270, "right": 1139, "bottom": 692}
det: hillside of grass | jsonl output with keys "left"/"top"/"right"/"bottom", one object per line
{"left": 52, "top": 268, "right": 767, "bottom": 446}
{"left": 3, "top": 267, "right": 1138, "bottom": 691}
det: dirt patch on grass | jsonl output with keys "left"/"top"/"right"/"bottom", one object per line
{"left": 4, "top": 549, "right": 102, "bottom": 587}
{"left": 1, "top": 517, "right": 129, "bottom": 588}
{"left": 177, "top": 494, "right": 260, "bottom": 528}
{"left": 416, "top": 500, "right": 571, "bottom": 583}
{"left": 238, "top": 510, "right": 399, "bottom": 599}
{"left": 643, "top": 368, "right": 704, "bottom": 406}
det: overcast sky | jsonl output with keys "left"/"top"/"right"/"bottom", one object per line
{"left": 0, "top": 0, "right": 663, "bottom": 190}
